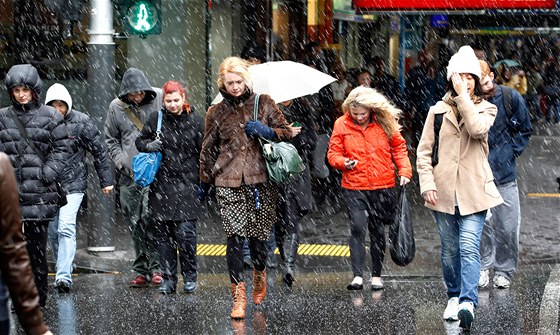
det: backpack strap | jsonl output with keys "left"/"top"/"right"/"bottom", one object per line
{"left": 431, "top": 113, "right": 443, "bottom": 166}
{"left": 155, "top": 110, "right": 163, "bottom": 140}
{"left": 500, "top": 85, "right": 514, "bottom": 119}
{"left": 120, "top": 100, "right": 144, "bottom": 131}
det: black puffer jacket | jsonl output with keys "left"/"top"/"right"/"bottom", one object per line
{"left": 0, "top": 64, "right": 69, "bottom": 221}
{"left": 45, "top": 83, "right": 113, "bottom": 193}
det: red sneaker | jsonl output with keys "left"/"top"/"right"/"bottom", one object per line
{"left": 129, "top": 275, "right": 148, "bottom": 288}
{"left": 151, "top": 272, "right": 163, "bottom": 285}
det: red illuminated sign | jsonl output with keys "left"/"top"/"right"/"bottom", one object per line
{"left": 353, "top": 0, "right": 556, "bottom": 10}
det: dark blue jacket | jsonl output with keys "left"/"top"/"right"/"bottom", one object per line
{"left": 59, "top": 110, "right": 114, "bottom": 193}
{"left": 487, "top": 85, "right": 533, "bottom": 185}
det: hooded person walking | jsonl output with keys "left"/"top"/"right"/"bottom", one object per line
{"left": 105, "top": 68, "right": 163, "bottom": 287}
{"left": 0, "top": 64, "right": 69, "bottom": 307}
{"left": 45, "top": 83, "right": 114, "bottom": 293}
{"left": 416, "top": 45, "right": 503, "bottom": 330}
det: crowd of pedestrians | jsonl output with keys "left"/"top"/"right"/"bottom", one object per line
{"left": 0, "top": 37, "right": 550, "bottom": 332}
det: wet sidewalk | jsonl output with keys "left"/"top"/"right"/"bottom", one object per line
{"left": 11, "top": 263, "right": 559, "bottom": 334}
{"left": 28, "top": 121, "right": 560, "bottom": 334}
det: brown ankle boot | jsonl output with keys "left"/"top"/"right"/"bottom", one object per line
{"left": 253, "top": 269, "right": 267, "bottom": 305}
{"left": 230, "top": 282, "right": 247, "bottom": 319}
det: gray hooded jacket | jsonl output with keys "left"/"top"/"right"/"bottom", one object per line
{"left": 104, "top": 68, "right": 162, "bottom": 185}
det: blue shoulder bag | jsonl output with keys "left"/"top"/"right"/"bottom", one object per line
{"left": 132, "top": 111, "right": 163, "bottom": 187}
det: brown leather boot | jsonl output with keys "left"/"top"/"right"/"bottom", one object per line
{"left": 230, "top": 282, "right": 247, "bottom": 319}
{"left": 253, "top": 269, "right": 267, "bottom": 305}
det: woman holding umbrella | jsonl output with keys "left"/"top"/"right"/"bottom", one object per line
{"left": 199, "top": 57, "right": 298, "bottom": 319}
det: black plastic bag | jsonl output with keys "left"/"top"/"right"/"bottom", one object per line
{"left": 389, "top": 185, "right": 415, "bottom": 266}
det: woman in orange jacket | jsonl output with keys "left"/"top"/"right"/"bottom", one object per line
{"left": 328, "top": 86, "right": 412, "bottom": 291}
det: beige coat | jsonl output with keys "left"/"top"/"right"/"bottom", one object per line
{"left": 417, "top": 93, "right": 503, "bottom": 215}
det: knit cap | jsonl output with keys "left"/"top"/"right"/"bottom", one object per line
{"left": 446, "top": 45, "right": 482, "bottom": 81}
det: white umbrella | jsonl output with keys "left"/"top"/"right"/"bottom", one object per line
{"left": 211, "top": 60, "right": 337, "bottom": 105}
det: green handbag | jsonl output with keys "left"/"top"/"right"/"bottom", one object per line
{"left": 253, "top": 94, "right": 305, "bottom": 184}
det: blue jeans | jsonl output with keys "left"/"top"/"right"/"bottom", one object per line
{"left": 48, "top": 192, "right": 85, "bottom": 284}
{"left": 480, "top": 181, "right": 520, "bottom": 279}
{"left": 434, "top": 208, "right": 486, "bottom": 308}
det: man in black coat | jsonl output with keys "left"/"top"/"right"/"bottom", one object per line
{"left": 45, "top": 83, "right": 114, "bottom": 293}
{"left": 0, "top": 64, "right": 69, "bottom": 307}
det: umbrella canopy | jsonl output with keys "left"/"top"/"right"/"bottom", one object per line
{"left": 212, "top": 61, "right": 337, "bottom": 105}
{"left": 494, "top": 59, "right": 521, "bottom": 69}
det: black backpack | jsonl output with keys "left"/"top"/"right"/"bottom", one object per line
{"left": 431, "top": 86, "right": 513, "bottom": 166}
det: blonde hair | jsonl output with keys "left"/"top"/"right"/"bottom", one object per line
{"left": 479, "top": 60, "right": 491, "bottom": 79}
{"left": 342, "top": 86, "right": 402, "bottom": 137}
{"left": 217, "top": 56, "right": 253, "bottom": 91}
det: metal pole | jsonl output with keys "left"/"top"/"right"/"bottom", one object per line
{"left": 205, "top": 0, "right": 213, "bottom": 109}
{"left": 86, "top": 0, "right": 116, "bottom": 253}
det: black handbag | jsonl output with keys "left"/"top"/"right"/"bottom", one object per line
{"left": 10, "top": 108, "right": 67, "bottom": 207}
{"left": 389, "top": 184, "right": 415, "bottom": 266}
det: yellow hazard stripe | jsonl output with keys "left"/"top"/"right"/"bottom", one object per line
{"left": 528, "top": 193, "right": 560, "bottom": 198}
{"left": 196, "top": 244, "right": 350, "bottom": 257}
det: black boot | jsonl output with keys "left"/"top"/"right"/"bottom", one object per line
{"left": 283, "top": 234, "right": 298, "bottom": 287}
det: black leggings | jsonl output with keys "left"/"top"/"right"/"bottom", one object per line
{"left": 349, "top": 209, "right": 387, "bottom": 277}
{"left": 344, "top": 188, "right": 396, "bottom": 278}
{"left": 227, "top": 235, "right": 267, "bottom": 284}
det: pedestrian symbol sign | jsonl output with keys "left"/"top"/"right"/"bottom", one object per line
{"left": 124, "top": 1, "right": 161, "bottom": 36}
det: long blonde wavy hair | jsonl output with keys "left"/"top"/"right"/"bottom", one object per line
{"left": 342, "top": 86, "right": 402, "bottom": 138}
{"left": 217, "top": 56, "right": 254, "bottom": 91}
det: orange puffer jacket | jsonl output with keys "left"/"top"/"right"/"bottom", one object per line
{"left": 327, "top": 114, "right": 412, "bottom": 190}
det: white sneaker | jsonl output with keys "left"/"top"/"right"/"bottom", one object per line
{"left": 457, "top": 301, "right": 475, "bottom": 330}
{"left": 478, "top": 269, "right": 489, "bottom": 288}
{"left": 443, "top": 297, "right": 459, "bottom": 321}
{"left": 493, "top": 275, "right": 511, "bottom": 289}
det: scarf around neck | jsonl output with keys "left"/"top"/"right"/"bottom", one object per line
{"left": 220, "top": 88, "right": 252, "bottom": 106}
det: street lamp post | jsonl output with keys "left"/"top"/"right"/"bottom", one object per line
{"left": 86, "top": 0, "right": 116, "bottom": 254}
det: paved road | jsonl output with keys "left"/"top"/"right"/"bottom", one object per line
{"left": 9, "top": 123, "right": 560, "bottom": 334}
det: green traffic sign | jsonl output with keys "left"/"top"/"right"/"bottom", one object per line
{"left": 125, "top": 1, "right": 160, "bottom": 34}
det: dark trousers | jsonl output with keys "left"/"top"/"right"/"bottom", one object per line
{"left": 155, "top": 220, "right": 198, "bottom": 288}
{"left": 23, "top": 221, "right": 49, "bottom": 307}
{"left": 275, "top": 190, "right": 300, "bottom": 257}
{"left": 0, "top": 320, "right": 8, "bottom": 335}
{"left": 344, "top": 188, "right": 397, "bottom": 278}
{"left": 275, "top": 191, "right": 300, "bottom": 238}
{"left": 120, "top": 183, "right": 160, "bottom": 277}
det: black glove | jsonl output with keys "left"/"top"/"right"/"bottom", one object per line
{"left": 197, "top": 182, "right": 211, "bottom": 201}
{"left": 245, "top": 121, "right": 275, "bottom": 139}
{"left": 145, "top": 139, "right": 163, "bottom": 152}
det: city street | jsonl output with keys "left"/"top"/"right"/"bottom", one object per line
{"left": 9, "top": 122, "right": 560, "bottom": 334}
